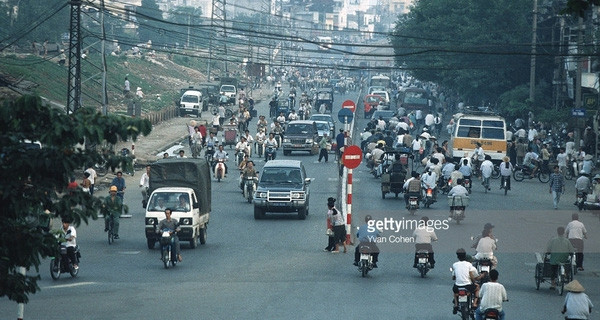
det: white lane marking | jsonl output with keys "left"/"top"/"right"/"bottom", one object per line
{"left": 44, "top": 282, "right": 96, "bottom": 289}
{"left": 118, "top": 251, "right": 141, "bottom": 255}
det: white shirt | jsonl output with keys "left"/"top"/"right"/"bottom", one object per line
{"left": 424, "top": 113, "right": 435, "bottom": 126}
{"left": 396, "top": 121, "right": 409, "bottom": 131}
{"left": 480, "top": 160, "right": 494, "bottom": 178}
{"left": 479, "top": 282, "right": 508, "bottom": 312}
{"left": 448, "top": 185, "right": 468, "bottom": 197}
{"left": 235, "top": 141, "right": 248, "bottom": 152}
{"left": 264, "top": 138, "right": 278, "bottom": 148}
{"left": 139, "top": 172, "right": 149, "bottom": 188}
{"left": 557, "top": 152, "right": 568, "bottom": 167}
{"left": 475, "top": 237, "right": 496, "bottom": 259}
{"left": 422, "top": 172, "right": 437, "bottom": 189}
{"left": 212, "top": 115, "right": 220, "bottom": 126}
{"left": 452, "top": 260, "right": 477, "bottom": 286}
{"left": 276, "top": 115, "right": 286, "bottom": 123}
{"left": 473, "top": 147, "right": 485, "bottom": 161}
{"left": 415, "top": 109, "right": 423, "bottom": 120}
{"left": 412, "top": 139, "right": 422, "bottom": 151}
{"left": 413, "top": 227, "right": 438, "bottom": 244}
{"left": 528, "top": 128, "right": 537, "bottom": 141}
{"left": 85, "top": 167, "right": 97, "bottom": 185}
{"left": 288, "top": 112, "right": 298, "bottom": 121}
{"left": 255, "top": 132, "right": 266, "bottom": 142}
{"left": 62, "top": 226, "right": 77, "bottom": 247}
{"left": 565, "top": 220, "right": 587, "bottom": 239}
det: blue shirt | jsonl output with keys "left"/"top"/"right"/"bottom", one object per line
{"left": 459, "top": 165, "right": 472, "bottom": 177}
{"left": 336, "top": 133, "right": 345, "bottom": 149}
{"left": 549, "top": 173, "right": 564, "bottom": 192}
{"left": 357, "top": 223, "right": 381, "bottom": 242}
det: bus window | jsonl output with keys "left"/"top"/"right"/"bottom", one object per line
{"left": 482, "top": 120, "right": 504, "bottom": 128}
{"left": 482, "top": 128, "right": 505, "bottom": 139}
{"left": 459, "top": 119, "right": 481, "bottom": 126}
{"left": 457, "top": 126, "right": 481, "bottom": 138}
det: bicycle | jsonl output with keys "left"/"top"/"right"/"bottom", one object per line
{"left": 106, "top": 214, "right": 115, "bottom": 245}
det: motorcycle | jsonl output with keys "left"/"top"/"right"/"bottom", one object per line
{"left": 255, "top": 140, "right": 265, "bottom": 158}
{"left": 575, "top": 191, "right": 587, "bottom": 211}
{"left": 464, "top": 177, "right": 472, "bottom": 194}
{"left": 455, "top": 283, "right": 475, "bottom": 320}
{"left": 440, "top": 178, "right": 452, "bottom": 195}
{"left": 422, "top": 187, "right": 436, "bottom": 208}
{"left": 472, "top": 258, "right": 492, "bottom": 284}
{"left": 205, "top": 145, "right": 215, "bottom": 164}
{"left": 235, "top": 150, "right": 245, "bottom": 166}
{"left": 214, "top": 158, "right": 226, "bottom": 182}
{"left": 513, "top": 164, "right": 550, "bottom": 183}
{"left": 408, "top": 196, "right": 419, "bottom": 215}
{"left": 50, "top": 243, "right": 81, "bottom": 280}
{"left": 265, "top": 146, "right": 276, "bottom": 161}
{"left": 415, "top": 250, "right": 431, "bottom": 278}
{"left": 482, "top": 308, "right": 502, "bottom": 320}
{"left": 448, "top": 195, "right": 469, "bottom": 224}
{"left": 357, "top": 243, "right": 378, "bottom": 277}
{"left": 243, "top": 175, "right": 258, "bottom": 203}
{"left": 500, "top": 175, "right": 510, "bottom": 195}
{"left": 159, "top": 229, "right": 177, "bottom": 269}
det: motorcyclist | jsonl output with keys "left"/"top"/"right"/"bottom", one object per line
{"left": 450, "top": 164, "right": 465, "bottom": 188}
{"left": 574, "top": 171, "right": 591, "bottom": 206}
{"left": 471, "top": 142, "right": 485, "bottom": 176}
{"left": 475, "top": 270, "right": 508, "bottom": 320}
{"left": 213, "top": 145, "right": 229, "bottom": 176}
{"left": 264, "top": 133, "right": 278, "bottom": 161}
{"left": 368, "top": 143, "right": 385, "bottom": 173}
{"left": 156, "top": 208, "right": 182, "bottom": 262}
{"left": 523, "top": 148, "right": 540, "bottom": 178}
{"left": 448, "top": 179, "right": 469, "bottom": 197}
{"left": 403, "top": 171, "right": 422, "bottom": 208}
{"left": 473, "top": 228, "right": 498, "bottom": 269}
{"left": 257, "top": 115, "right": 268, "bottom": 132}
{"left": 452, "top": 248, "right": 484, "bottom": 314}
{"left": 239, "top": 160, "right": 257, "bottom": 191}
{"left": 255, "top": 128, "right": 266, "bottom": 156}
{"left": 60, "top": 218, "right": 78, "bottom": 270}
{"left": 353, "top": 215, "right": 381, "bottom": 268}
{"left": 235, "top": 136, "right": 250, "bottom": 161}
{"left": 421, "top": 167, "right": 438, "bottom": 201}
{"left": 412, "top": 216, "right": 437, "bottom": 268}
{"left": 288, "top": 109, "right": 299, "bottom": 121}
{"left": 459, "top": 158, "right": 472, "bottom": 181}
{"left": 276, "top": 112, "right": 287, "bottom": 124}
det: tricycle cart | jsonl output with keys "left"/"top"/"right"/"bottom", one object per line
{"left": 222, "top": 124, "right": 238, "bottom": 149}
{"left": 534, "top": 252, "right": 575, "bottom": 295}
{"left": 381, "top": 150, "right": 410, "bottom": 199}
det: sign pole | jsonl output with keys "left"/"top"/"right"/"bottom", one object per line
{"left": 346, "top": 168, "right": 353, "bottom": 245}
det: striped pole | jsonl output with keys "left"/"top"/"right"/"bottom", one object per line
{"left": 346, "top": 168, "right": 353, "bottom": 244}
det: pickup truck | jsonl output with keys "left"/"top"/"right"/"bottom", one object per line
{"left": 144, "top": 158, "right": 212, "bottom": 249}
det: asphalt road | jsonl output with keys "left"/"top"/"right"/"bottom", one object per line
{"left": 3, "top": 88, "right": 599, "bottom": 320}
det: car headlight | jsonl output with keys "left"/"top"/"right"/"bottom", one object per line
{"left": 283, "top": 138, "right": 290, "bottom": 143}
{"left": 145, "top": 218, "right": 157, "bottom": 225}
{"left": 181, "top": 218, "right": 191, "bottom": 225}
{"left": 291, "top": 192, "right": 304, "bottom": 199}
{"left": 257, "top": 192, "right": 267, "bottom": 198}
{"left": 306, "top": 139, "right": 313, "bottom": 143}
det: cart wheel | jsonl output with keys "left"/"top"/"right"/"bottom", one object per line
{"left": 557, "top": 274, "right": 564, "bottom": 295}
{"left": 535, "top": 264, "right": 542, "bottom": 290}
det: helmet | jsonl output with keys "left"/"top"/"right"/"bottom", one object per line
{"left": 109, "top": 186, "right": 118, "bottom": 192}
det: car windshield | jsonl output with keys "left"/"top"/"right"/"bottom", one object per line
{"left": 372, "top": 111, "right": 395, "bottom": 120}
{"left": 366, "top": 96, "right": 380, "bottom": 103}
{"left": 286, "top": 124, "right": 311, "bottom": 134}
{"left": 311, "top": 116, "right": 332, "bottom": 124}
{"left": 181, "top": 95, "right": 199, "bottom": 103}
{"left": 316, "top": 122, "right": 329, "bottom": 131}
{"left": 261, "top": 168, "right": 303, "bottom": 184}
{"left": 148, "top": 192, "right": 194, "bottom": 212}
{"left": 221, "top": 85, "right": 235, "bottom": 92}
{"left": 317, "top": 92, "right": 332, "bottom": 100}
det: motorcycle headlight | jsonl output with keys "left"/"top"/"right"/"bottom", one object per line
{"left": 283, "top": 138, "right": 290, "bottom": 143}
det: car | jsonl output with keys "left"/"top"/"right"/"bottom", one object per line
{"left": 179, "top": 90, "right": 202, "bottom": 117}
{"left": 371, "top": 110, "right": 396, "bottom": 123}
{"left": 368, "top": 86, "right": 386, "bottom": 95}
{"left": 314, "top": 121, "right": 332, "bottom": 141}
{"left": 253, "top": 160, "right": 311, "bottom": 220}
{"left": 371, "top": 90, "right": 390, "bottom": 105}
{"left": 363, "top": 94, "right": 384, "bottom": 118}
{"left": 309, "top": 114, "right": 336, "bottom": 137}
{"left": 282, "top": 120, "right": 318, "bottom": 156}
{"left": 219, "top": 84, "right": 237, "bottom": 103}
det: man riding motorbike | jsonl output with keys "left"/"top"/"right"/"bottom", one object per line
{"left": 353, "top": 215, "right": 381, "bottom": 268}
{"left": 239, "top": 160, "right": 257, "bottom": 191}
{"left": 403, "top": 171, "right": 422, "bottom": 208}
{"left": 213, "top": 145, "right": 229, "bottom": 176}
{"left": 473, "top": 228, "right": 498, "bottom": 269}
{"left": 480, "top": 155, "right": 494, "bottom": 191}
{"left": 412, "top": 216, "right": 437, "bottom": 268}
{"left": 156, "top": 208, "right": 182, "bottom": 262}
{"left": 452, "top": 248, "right": 485, "bottom": 314}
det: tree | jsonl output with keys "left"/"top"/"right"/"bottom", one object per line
{"left": 165, "top": 6, "right": 204, "bottom": 48}
{"left": 0, "top": 0, "right": 69, "bottom": 47}
{"left": 391, "top": 0, "right": 556, "bottom": 104}
{"left": 0, "top": 95, "right": 151, "bottom": 303}
{"left": 137, "top": 0, "right": 165, "bottom": 45}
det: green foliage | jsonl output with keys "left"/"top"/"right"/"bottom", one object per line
{"left": 137, "top": 0, "right": 166, "bottom": 44}
{"left": 391, "top": 0, "right": 556, "bottom": 103}
{"left": 0, "top": 95, "right": 151, "bottom": 303}
{"left": 0, "top": 0, "right": 69, "bottom": 46}
{"left": 562, "top": 0, "right": 600, "bottom": 17}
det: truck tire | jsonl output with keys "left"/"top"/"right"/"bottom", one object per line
{"left": 298, "top": 207, "right": 307, "bottom": 220}
{"left": 199, "top": 227, "right": 207, "bottom": 245}
{"left": 254, "top": 207, "right": 265, "bottom": 220}
{"left": 147, "top": 238, "right": 155, "bottom": 249}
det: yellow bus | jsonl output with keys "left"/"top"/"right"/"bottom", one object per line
{"left": 451, "top": 112, "right": 507, "bottom": 162}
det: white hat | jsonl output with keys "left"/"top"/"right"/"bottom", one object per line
{"left": 137, "top": 87, "right": 142, "bottom": 91}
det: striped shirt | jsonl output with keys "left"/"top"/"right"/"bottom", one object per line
{"left": 479, "top": 282, "right": 508, "bottom": 312}
{"left": 549, "top": 173, "right": 564, "bottom": 192}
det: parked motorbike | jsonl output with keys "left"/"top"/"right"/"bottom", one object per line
{"left": 265, "top": 146, "right": 276, "bottom": 161}
{"left": 215, "top": 158, "right": 226, "bottom": 182}
{"left": 512, "top": 164, "right": 550, "bottom": 183}
{"left": 50, "top": 243, "right": 81, "bottom": 280}
{"left": 159, "top": 229, "right": 177, "bottom": 269}
{"left": 415, "top": 250, "right": 431, "bottom": 278}
{"left": 243, "top": 175, "right": 258, "bottom": 203}
{"left": 448, "top": 195, "right": 469, "bottom": 224}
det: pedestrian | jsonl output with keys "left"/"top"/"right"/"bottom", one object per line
{"left": 335, "top": 129, "right": 345, "bottom": 159}
{"left": 546, "top": 227, "right": 575, "bottom": 290}
{"left": 139, "top": 165, "right": 150, "bottom": 208}
{"left": 327, "top": 197, "right": 346, "bottom": 253}
{"left": 42, "top": 39, "right": 48, "bottom": 58}
{"left": 318, "top": 133, "right": 329, "bottom": 163}
{"left": 81, "top": 172, "right": 91, "bottom": 194}
{"left": 85, "top": 163, "right": 97, "bottom": 196}
{"left": 324, "top": 210, "right": 336, "bottom": 252}
{"left": 565, "top": 213, "right": 587, "bottom": 271}
{"left": 123, "top": 76, "right": 130, "bottom": 96}
{"left": 135, "top": 87, "right": 144, "bottom": 99}
{"left": 549, "top": 165, "right": 564, "bottom": 209}
{"left": 561, "top": 280, "right": 593, "bottom": 319}
{"left": 111, "top": 171, "right": 126, "bottom": 199}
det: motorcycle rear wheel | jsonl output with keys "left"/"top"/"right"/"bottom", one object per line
{"left": 538, "top": 172, "right": 550, "bottom": 183}
{"left": 513, "top": 170, "right": 525, "bottom": 182}
{"left": 163, "top": 249, "right": 170, "bottom": 269}
{"left": 361, "top": 261, "right": 369, "bottom": 277}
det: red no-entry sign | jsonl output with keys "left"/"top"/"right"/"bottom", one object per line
{"left": 341, "top": 99, "right": 356, "bottom": 113}
{"left": 342, "top": 145, "right": 362, "bottom": 169}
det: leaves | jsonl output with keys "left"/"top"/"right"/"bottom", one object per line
{"left": 0, "top": 95, "right": 152, "bottom": 303}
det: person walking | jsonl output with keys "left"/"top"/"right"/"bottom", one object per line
{"left": 565, "top": 213, "right": 587, "bottom": 271}
{"left": 318, "top": 133, "right": 329, "bottom": 163}
{"left": 549, "top": 165, "right": 564, "bottom": 209}
{"left": 327, "top": 197, "right": 346, "bottom": 253}
{"left": 123, "top": 76, "right": 130, "bottom": 96}
{"left": 85, "top": 164, "right": 97, "bottom": 196}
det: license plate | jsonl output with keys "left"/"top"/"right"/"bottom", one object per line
{"left": 360, "top": 254, "right": 370, "bottom": 260}
{"left": 293, "top": 144, "right": 302, "bottom": 148}
{"left": 458, "top": 295, "right": 468, "bottom": 302}
{"left": 271, "top": 202, "right": 287, "bottom": 206}
{"left": 418, "top": 258, "right": 428, "bottom": 264}
{"left": 481, "top": 266, "right": 490, "bottom": 272}
{"left": 410, "top": 200, "right": 417, "bottom": 205}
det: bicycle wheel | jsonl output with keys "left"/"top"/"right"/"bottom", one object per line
{"left": 108, "top": 224, "right": 114, "bottom": 245}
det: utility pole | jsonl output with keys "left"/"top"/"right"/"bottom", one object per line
{"left": 67, "top": 0, "right": 82, "bottom": 113}
{"left": 529, "top": 0, "right": 538, "bottom": 106}
{"left": 101, "top": 0, "right": 108, "bottom": 115}
{"left": 574, "top": 16, "right": 584, "bottom": 149}
{"left": 208, "top": 0, "right": 227, "bottom": 80}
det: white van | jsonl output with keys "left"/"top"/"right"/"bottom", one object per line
{"left": 179, "top": 90, "right": 202, "bottom": 117}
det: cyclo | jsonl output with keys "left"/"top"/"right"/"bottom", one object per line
{"left": 381, "top": 148, "right": 411, "bottom": 199}
{"left": 534, "top": 252, "right": 575, "bottom": 295}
